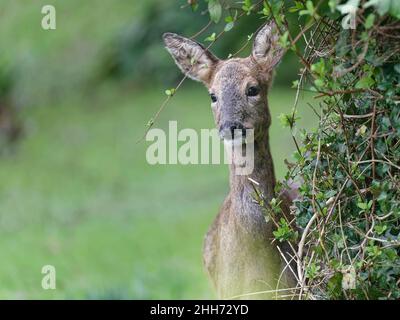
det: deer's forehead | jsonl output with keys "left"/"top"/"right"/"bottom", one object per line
{"left": 211, "top": 59, "right": 256, "bottom": 89}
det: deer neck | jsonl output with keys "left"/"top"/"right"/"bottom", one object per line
{"left": 228, "top": 131, "right": 276, "bottom": 235}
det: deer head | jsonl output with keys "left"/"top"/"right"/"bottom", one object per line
{"left": 163, "top": 21, "right": 284, "bottom": 145}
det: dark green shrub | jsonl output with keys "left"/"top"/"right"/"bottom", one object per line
{"left": 269, "top": 1, "right": 400, "bottom": 300}
{"left": 95, "top": 0, "right": 299, "bottom": 85}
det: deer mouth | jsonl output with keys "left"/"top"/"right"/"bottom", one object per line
{"left": 219, "top": 122, "right": 251, "bottom": 145}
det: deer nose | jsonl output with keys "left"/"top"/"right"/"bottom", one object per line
{"left": 229, "top": 123, "right": 246, "bottom": 138}
{"left": 220, "top": 122, "right": 246, "bottom": 140}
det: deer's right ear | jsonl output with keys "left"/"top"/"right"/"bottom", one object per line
{"left": 163, "top": 33, "right": 219, "bottom": 84}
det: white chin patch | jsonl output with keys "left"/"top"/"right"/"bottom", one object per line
{"left": 223, "top": 137, "right": 245, "bottom": 148}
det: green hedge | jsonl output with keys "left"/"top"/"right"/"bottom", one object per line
{"left": 184, "top": 0, "right": 400, "bottom": 300}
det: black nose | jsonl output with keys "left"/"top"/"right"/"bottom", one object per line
{"left": 225, "top": 122, "right": 246, "bottom": 139}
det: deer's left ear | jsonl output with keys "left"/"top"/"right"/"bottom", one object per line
{"left": 163, "top": 33, "right": 219, "bottom": 85}
{"left": 252, "top": 21, "right": 285, "bottom": 71}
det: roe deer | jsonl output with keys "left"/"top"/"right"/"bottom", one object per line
{"left": 163, "top": 21, "right": 296, "bottom": 299}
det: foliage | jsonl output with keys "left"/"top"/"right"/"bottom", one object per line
{"left": 95, "top": 1, "right": 210, "bottom": 84}
{"left": 187, "top": 0, "right": 400, "bottom": 299}
{"left": 95, "top": 0, "right": 299, "bottom": 86}
{"left": 0, "top": 85, "right": 313, "bottom": 298}
{"left": 276, "top": 1, "right": 399, "bottom": 300}
{"left": 0, "top": 1, "right": 317, "bottom": 299}
{"left": 286, "top": 1, "right": 399, "bottom": 300}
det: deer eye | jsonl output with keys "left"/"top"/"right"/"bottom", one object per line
{"left": 210, "top": 93, "right": 217, "bottom": 103}
{"left": 246, "top": 86, "right": 260, "bottom": 97}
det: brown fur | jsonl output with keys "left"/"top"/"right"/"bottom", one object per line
{"left": 164, "top": 21, "right": 295, "bottom": 299}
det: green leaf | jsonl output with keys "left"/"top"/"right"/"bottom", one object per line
{"left": 374, "top": 224, "right": 387, "bottom": 235}
{"left": 289, "top": 1, "right": 305, "bottom": 13}
{"left": 204, "top": 32, "right": 216, "bottom": 42}
{"left": 356, "top": 124, "right": 368, "bottom": 136}
{"left": 278, "top": 113, "right": 291, "bottom": 128}
{"left": 357, "top": 202, "right": 368, "bottom": 210}
{"left": 357, "top": 200, "right": 373, "bottom": 211}
{"left": 225, "top": 15, "right": 233, "bottom": 23}
{"left": 261, "top": 1, "right": 270, "bottom": 16}
{"left": 278, "top": 31, "right": 290, "bottom": 49}
{"left": 208, "top": 0, "right": 222, "bottom": 23}
{"left": 377, "top": 191, "right": 388, "bottom": 202}
{"left": 190, "top": 2, "right": 199, "bottom": 12}
{"left": 242, "top": 0, "right": 253, "bottom": 14}
{"left": 306, "top": 0, "right": 315, "bottom": 11}
{"left": 366, "top": 244, "right": 381, "bottom": 258}
{"left": 311, "top": 59, "right": 326, "bottom": 77}
{"left": 305, "top": 262, "right": 321, "bottom": 280}
{"left": 273, "top": 218, "right": 297, "bottom": 242}
{"left": 165, "top": 88, "right": 176, "bottom": 96}
{"left": 364, "top": 13, "right": 375, "bottom": 29}
{"left": 299, "top": 0, "right": 315, "bottom": 16}
{"left": 355, "top": 75, "right": 375, "bottom": 89}
{"left": 314, "top": 78, "right": 324, "bottom": 88}
{"left": 328, "top": 0, "right": 339, "bottom": 12}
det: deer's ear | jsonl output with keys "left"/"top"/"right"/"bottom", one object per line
{"left": 163, "top": 33, "right": 219, "bottom": 84}
{"left": 252, "top": 21, "right": 285, "bottom": 71}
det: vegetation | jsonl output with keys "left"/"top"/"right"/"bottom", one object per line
{"left": 12, "top": 0, "right": 400, "bottom": 300}
{"left": 182, "top": 0, "right": 400, "bottom": 299}
{"left": 0, "top": 83, "right": 313, "bottom": 298}
{"left": 0, "top": 1, "right": 315, "bottom": 297}
{"left": 280, "top": 1, "right": 399, "bottom": 300}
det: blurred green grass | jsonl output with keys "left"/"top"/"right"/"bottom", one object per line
{"left": 0, "top": 0, "right": 317, "bottom": 299}
{"left": 0, "top": 83, "right": 315, "bottom": 299}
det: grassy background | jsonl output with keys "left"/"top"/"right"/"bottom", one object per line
{"left": 0, "top": 1, "right": 316, "bottom": 298}
{"left": 0, "top": 84, "right": 314, "bottom": 299}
